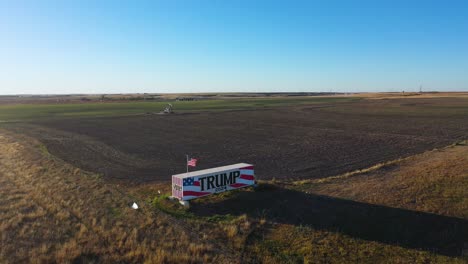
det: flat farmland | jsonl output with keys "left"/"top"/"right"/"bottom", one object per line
{"left": 1, "top": 94, "right": 468, "bottom": 263}
{"left": 5, "top": 96, "right": 467, "bottom": 183}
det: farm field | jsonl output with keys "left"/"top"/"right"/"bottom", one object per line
{"left": 3, "top": 95, "right": 468, "bottom": 183}
{"left": 4, "top": 0, "right": 468, "bottom": 262}
{"left": 0, "top": 94, "right": 467, "bottom": 263}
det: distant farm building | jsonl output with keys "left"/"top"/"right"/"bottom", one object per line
{"left": 176, "top": 97, "right": 196, "bottom": 101}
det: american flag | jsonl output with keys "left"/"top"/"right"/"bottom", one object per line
{"left": 182, "top": 176, "right": 209, "bottom": 198}
{"left": 172, "top": 165, "right": 255, "bottom": 200}
{"left": 187, "top": 158, "right": 198, "bottom": 167}
{"left": 183, "top": 177, "right": 200, "bottom": 186}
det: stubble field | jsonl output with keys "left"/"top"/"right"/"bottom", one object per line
{"left": 5, "top": 96, "right": 467, "bottom": 183}
{"left": 1, "top": 94, "right": 467, "bottom": 263}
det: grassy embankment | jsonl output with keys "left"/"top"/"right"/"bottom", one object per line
{"left": 1, "top": 95, "right": 467, "bottom": 263}
{"left": 0, "top": 130, "right": 243, "bottom": 263}
{"left": 273, "top": 141, "right": 468, "bottom": 263}
{"left": 149, "top": 141, "right": 468, "bottom": 263}
{"left": 1, "top": 128, "right": 466, "bottom": 263}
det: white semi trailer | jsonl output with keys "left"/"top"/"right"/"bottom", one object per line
{"left": 172, "top": 163, "right": 255, "bottom": 201}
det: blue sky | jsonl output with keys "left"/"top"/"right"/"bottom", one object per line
{"left": 1, "top": 0, "right": 467, "bottom": 94}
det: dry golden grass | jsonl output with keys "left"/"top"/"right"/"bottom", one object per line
{"left": 297, "top": 141, "right": 468, "bottom": 219}
{"left": 244, "top": 223, "right": 467, "bottom": 264}
{"left": 244, "top": 141, "right": 468, "bottom": 263}
{"left": 0, "top": 130, "right": 234, "bottom": 263}
{"left": 295, "top": 140, "right": 467, "bottom": 187}
{"left": 202, "top": 141, "right": 467, "bottom": 263}
{"left": 1, "top": 127, "right": 467, "bottom": 263}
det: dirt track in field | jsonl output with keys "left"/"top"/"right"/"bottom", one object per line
{"left": 5, "top": 97, "right": 468, "bottom": 184}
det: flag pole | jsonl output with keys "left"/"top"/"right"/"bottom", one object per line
{"left": 186, "top": 154, "right": 189, "bottom": 173}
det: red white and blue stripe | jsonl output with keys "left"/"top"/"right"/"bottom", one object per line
{"left": 172, "top": 164, "right": 255, "bottom": 201}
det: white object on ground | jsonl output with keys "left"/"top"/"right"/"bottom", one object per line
{"left": 179, "top": 200, "right": 190, "bottom": 208}
{"left": 131, "top": 202, "right": 139, "bottom": 209}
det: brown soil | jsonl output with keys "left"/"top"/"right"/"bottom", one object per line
{"left": 6, "top": 97, "right": 467, "bottom": 184}
{"left": 1, "top": 95, "right": 467, "bottom": 263}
